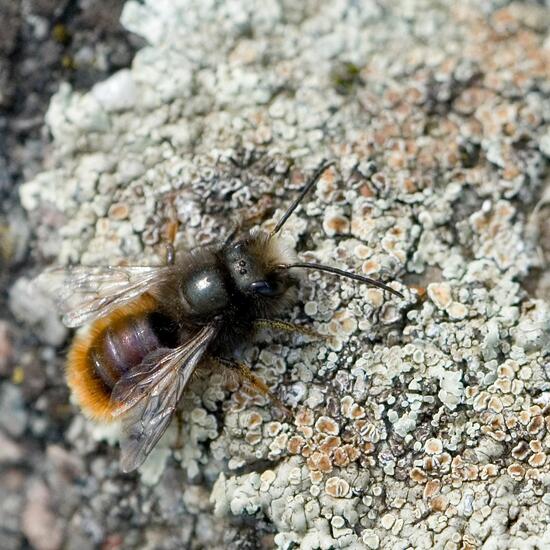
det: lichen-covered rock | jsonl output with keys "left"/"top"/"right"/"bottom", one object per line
{"left": 18, "top": 0, "right": 550, "bottom": 547}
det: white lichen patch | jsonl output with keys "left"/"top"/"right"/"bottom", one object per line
{"left": 22, "top": 0, "right": 550, "bottom": 547}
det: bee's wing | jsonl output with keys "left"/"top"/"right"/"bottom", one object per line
{"left": 110, "top": 323, "right": 218, "bottom": 473}
{"left": 35, "top": 265, "right": 173, "bottom": 327}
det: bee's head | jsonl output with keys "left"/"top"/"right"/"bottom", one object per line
{"left": 222, "top": 161, "right": 403, "bottom": 309}
{"left": 223, "top": 230, "right": 295, "bottom": 299}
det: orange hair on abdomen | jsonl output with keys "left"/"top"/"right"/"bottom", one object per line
{"left": 66, "top": 294, "right": 159, "bottom": 422}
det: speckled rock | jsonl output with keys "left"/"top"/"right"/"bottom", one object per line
{"left": 21, "top": 480, "right": 63, "bottom": 550}
{"left": 18, "top": 0, "right": 550, "bottom": 548}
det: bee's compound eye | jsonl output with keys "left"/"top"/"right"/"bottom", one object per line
{"left": 234, "top": 241, "right": 246, "bottom": 253}
{"left": 250, "top": 280, "right": 283, "bottom": 297}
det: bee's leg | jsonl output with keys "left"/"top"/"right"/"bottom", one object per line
{"left": 253, "top": 319, "right": 325, "bottom": 340}
{"left": 214, "top": 356, "right": 290, "bottom": 417}
{"left": 161, "top": 193, "right": 179, "bottom": 265}
{"left": 222, "top": 221, "right": 240, "bottom": 246}
{"left": 172, "top": 408, "right": 185, "bottom": 450}
{"left": 164, "top": 218, "right": 178, "bottom": 266}
{"left": 165, "top": 241, "right": 176, "bottom": 266}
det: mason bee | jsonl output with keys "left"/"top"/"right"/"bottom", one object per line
{"left": 38, "top": 162, "right": 404, "bottom": 472}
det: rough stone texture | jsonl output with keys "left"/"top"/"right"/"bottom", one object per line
{"left": 9, "top": 0, "right": 550, "bottom": 548}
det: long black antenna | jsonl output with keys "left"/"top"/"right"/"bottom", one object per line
{"left": 271, "top": 160, "right": 335, "bottom": 236}
{"left": 277, "top": 262, "right": 404, "bottom": 298}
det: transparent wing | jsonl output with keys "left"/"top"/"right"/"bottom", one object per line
{"left": 35, "top": 265, "right": 172, "bottom": 327}
{"left": 111, "top": 323, "right": 218, "bottom": 473}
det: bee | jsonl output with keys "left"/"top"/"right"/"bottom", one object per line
{"left": 38, "top": 161, "right": 404, "bottom": 472}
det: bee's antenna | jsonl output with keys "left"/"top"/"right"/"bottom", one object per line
{"left": 270, "top": 161, "right": 336, "bottom": 236}
{"left": 276, "top": 262, "right": 404, "bottom": 298}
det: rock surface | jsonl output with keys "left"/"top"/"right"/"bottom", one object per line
{"left": 6, "top": 0, "right": 550, "bottom": 548}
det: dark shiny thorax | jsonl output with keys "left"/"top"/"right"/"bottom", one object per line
{"left": 161, "top": 234, "right": 293, "bottom": 351}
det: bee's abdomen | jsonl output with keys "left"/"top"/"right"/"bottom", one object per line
{"left": 90, "top": 317, "right": 160, "bottom": 389}
{"left": 66, "top": 295, "right": 175, "bottom": 422}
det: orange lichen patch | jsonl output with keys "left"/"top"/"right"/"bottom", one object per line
{"left": 439, "top": 453, "right": 451, "bottom": 469}
{"left": 487, "top": 396, "right": 503, "bottom": 413}
{"left": 324, "top": 213, "right": 350, "bottom": 236}
{"left": 319, "top": 435, "right": 341, "bottom": 454}
{"left": 66, "top": 293, "right": 159, "bottom": 422}
{"left": 430, "top": 495, "right": 448, "bottom": 513}
{"left": 340, "top": 396, "right": 354, "bottom": 417}
{"left": 423, "top": 479, "right": 441, "bottom": 499}
{"left": 271, "top": 433, "right": 288, "bottom": 454}
{"left": 300, "top": 442, "right": 314, "bottom": 458}
{"left": 463, "top": 465, "right": 479, "bottom": 481}
{"left": 507, "top": 463, "right": 525, "bottom": 480}
{"left": 317, "top": 165, "right": 337, "bottom": 194}
{"left": 361, "top": 259, "right": 381, "bottom": 275}
{"left": 245, "top": 431, "right": 262, "bottom": 445}
{"left": 409, "top": 285, "right": 426, "bottom": 300}
{"left": 359, "top": 183, "right": 375, "bottom": 197}
{"left": 108, "top": 202, "right": 130, "bottom": 220}
{"left": 295, "top": 407, "right": 315, "bottom": 427}
{"left": 424, "top": 438, "right": 443, "bottom": 455}
{"left": 492, "top": 431, "right": 507, "bottom": 442}
{"left": 333, "top": 448, "right": 349, "bottom": 468}
{"left": 528, "top": 452, "right": 546, "bottom": 468}
{"left": 95, "top": 217, "right": 110, "bottom": 234}
{"left": 501, "top": 395, "right": 514, "bottom": 408}
{"left": 297, "top": 425, "right": 314, "bottom": 439}
{"left": 480, "top": 464, "right": 498, "bottom": 480}
{"left": 488, "top": 412, "right": 505, "bottom": 432}
{"left": 410, "top": 468, "right": 428, "bottom": 484}
{"left": 400, "top": 177, "right": 418, "bottom": 194}
{"left": 493, "top": 378, "right": 511, "bottom": 393}
{"left": 329, "top": 310, "right": 357, "bottom": 336}
{"left": 341, "top": 396, "right": 366, "bottom": 419}
{"left": 427, "top": 282, "right": 452, "bottom": 309}
{"left": 228, "top": 391, "right": 247, "bottom": 412}
{"left": 315, "top": 416, "right": 340, "bottom": 436}
{"left": 265, "top": 421, "right": 282, "bottom": 437}
{"left": 309, "top": 470, "right": 323, "bottom": 484}
{"left": 259, "top": 469, "right": 276, "bottom": 491}
{"left": 365, "top": 288, "right": 384, "bottom": 308}
{"left": 505, "top": 416, "right": 518, "bottom": 430}
{"left": 325, "top": 476, "right": 350, "bottom": 498}
{"left": 473, "top": 391, "right": 490, "bottom": 412}
{"left": 353, "top": 244, "right": 372, "bottom": 260}
{"left": 238, "top": 383, "right": 269, "bottom": 406}
{"left": 246, "top": 411, "right": 263, "bottom": 430}
{"left": 450, "top": 455, "right": 463, "bottom": 473}
{"left": 307, "top": 451, "right": 333, "bottom": 474}
{"left": 502, "top": 163, "right": 520, "bottom": 180}
{"left": 423, "top": 457, "right": 436, "bottom": 473}
{"left": 511, "top": 441, "right": 529, "bottom": 461}
{"left": 527, "top": 415, "right": 544, "bottom": 434}
{"left": 518, "top": 410, "right": 531, "bottom": 425}
{"left": 287, "top": 436, "right": 305, "bottom": 455}
{"left": 362, "top": 442, "right": 375, "bottom": 455}
{"left": 498, "top": 363, "right": 516, "bottom": 379}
